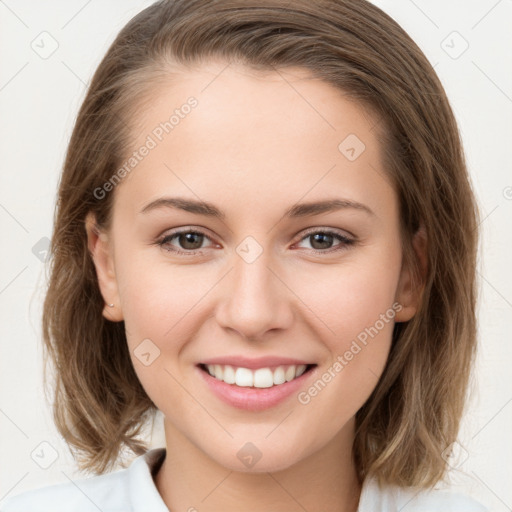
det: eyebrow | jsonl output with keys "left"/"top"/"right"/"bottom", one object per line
{"left": 140, "top": 196, "right": 375, "bottom": 219}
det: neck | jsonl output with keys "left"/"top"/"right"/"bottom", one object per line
{"left": 154, "top": 418, "right": 362, "bottom": 512}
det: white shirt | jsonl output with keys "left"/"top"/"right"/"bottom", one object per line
{"left": 0, "top": 448, "right": 489, "bottom": 511}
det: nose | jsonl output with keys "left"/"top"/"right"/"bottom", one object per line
{"left": 215, "top": 246, "right": 294, "bottom": 341}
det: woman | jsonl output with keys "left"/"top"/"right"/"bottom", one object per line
{"left": 2, "top": 1, "right": 487, "bottom": 510}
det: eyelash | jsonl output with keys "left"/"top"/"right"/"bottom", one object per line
{"left": 155, "top": 227, "right": 355, "bottom": 257}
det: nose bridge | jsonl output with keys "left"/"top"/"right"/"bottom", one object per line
{"left": 215, "top": 236, "right": 292, "bottom": 339}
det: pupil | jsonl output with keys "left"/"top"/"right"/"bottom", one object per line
{"left": 311, "top": 233, "right": 332, "bottom": 250}
{"left": 181, "top": 232, "right": 202, "bottom": 250}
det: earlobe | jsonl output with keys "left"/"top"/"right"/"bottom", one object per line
{"left": 394, "top": 224, "right": 428, "bottom": 323}
{"left": 84, "top": 212, "right": 124, "bottom": 322}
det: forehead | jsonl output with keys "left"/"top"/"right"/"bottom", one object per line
{"left": 131, "top": 61, "right": 381, "bottom": 143}
{"left": 112, "top": 61, "right": 395, "bottom": 223}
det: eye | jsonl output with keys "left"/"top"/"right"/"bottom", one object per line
{"left": 155, "top": 227, "right": 355, "bottom": 256}
{"left": 157, "top": 228, "right": 213, "bottom": 255}
{"left": 294, "top": 229, "right": 355, "bottom": 253}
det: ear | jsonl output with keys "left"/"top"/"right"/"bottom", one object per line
{"left": 84, "top": 212, "right": 124, "bottom": 322}
{"left": 394, "top": 224, "right": 428, "bottom": 323}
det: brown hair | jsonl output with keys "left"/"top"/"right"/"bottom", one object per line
{"left": 42, "top": 0, "right": 480, "bottom": 489}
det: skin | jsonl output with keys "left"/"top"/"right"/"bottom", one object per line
{"left": 85, "top": 60, "right": 426, "bottom": 512}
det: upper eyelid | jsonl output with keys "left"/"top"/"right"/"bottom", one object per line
{"left": 159, "top": 227, "right": 215, "bottom": 244}
{"left": 295, "top": 226, "right": 355, "bottom": 240}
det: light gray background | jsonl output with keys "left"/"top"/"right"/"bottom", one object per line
{"left": 0, "top": 1, "right": 511, "bottom": 510}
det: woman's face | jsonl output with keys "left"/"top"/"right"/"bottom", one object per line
{"left": 87, "top": 61, "right": 420, "bottom": 473}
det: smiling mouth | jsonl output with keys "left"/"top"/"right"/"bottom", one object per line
{"left": 198, "top": 363, "right": 317, "bottom": 388}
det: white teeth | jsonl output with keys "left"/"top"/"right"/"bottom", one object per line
{"left": 253, "top": 368, "right": 274, "bottom": 388}
{"left": 204, "top": 363, "right": 311, "bottom": 387}
{"left": 285, "top": 365, "right": 296, "bottom": 382}
{"left": 214, "top": 364, "right": 223, "bottom": 380}
{"left": 223, "top": 365, "right": 236, "bottom": 384}
{"left": 235, "top": 367, "right": 253, "bottom": 387}
{"left": 273, "top": 366, "right": 286, "bottom": 385}
{"left": 296, "top": 364, "right": 307, "bottom": 377}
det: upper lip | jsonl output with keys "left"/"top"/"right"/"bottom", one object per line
{"left": 199, "top": 356, "right": 314, "bottom": 370}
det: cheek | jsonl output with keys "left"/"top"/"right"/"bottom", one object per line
{"left": 294, "top": 246, "right": 401, "bottom": 403}
{"left": 116, "top": 261, "right": 197, "bottom": 411}
{"left": 115, "top": 252, "right": 205, "bottom": 343}
{"left": 296, "top": 268, "right": 399, "bottom": 421}
{"left": 298, "top": 249, "right": 401, "bottom": 344}
{"left": 117, "top": 237, "right": 402, "bottom": 349}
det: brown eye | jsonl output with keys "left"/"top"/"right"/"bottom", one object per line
{"left": 296, "top": 229, "right": 355, "bottom": 254}
{"left": 175, "top": 232, "right": 205, "bottom": 250}
{"left": 309, "top": 232, "right": 335, "bottom": 250}
{"left": 156, "top": 227, "right": 355, "bottom": 257}
{"left": 158, "top": 229, "right": 212, "bottom": 254}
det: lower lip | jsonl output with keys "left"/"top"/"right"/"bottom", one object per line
{"left": 196, "top": 365, "right": 317, "bottom": 411}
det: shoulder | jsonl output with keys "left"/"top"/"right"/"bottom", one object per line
{"left": 0, "top": 470, "right": 128, "bottom": 512}
{"left": 0, "top": 448, "right": 168, "bottom": 512}
{"left": 358, "top": 475, "right": 489, "bottom": 512}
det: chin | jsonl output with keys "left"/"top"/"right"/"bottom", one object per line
{"left": 202, "top": 436, "right": 309, "bottom": 474}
